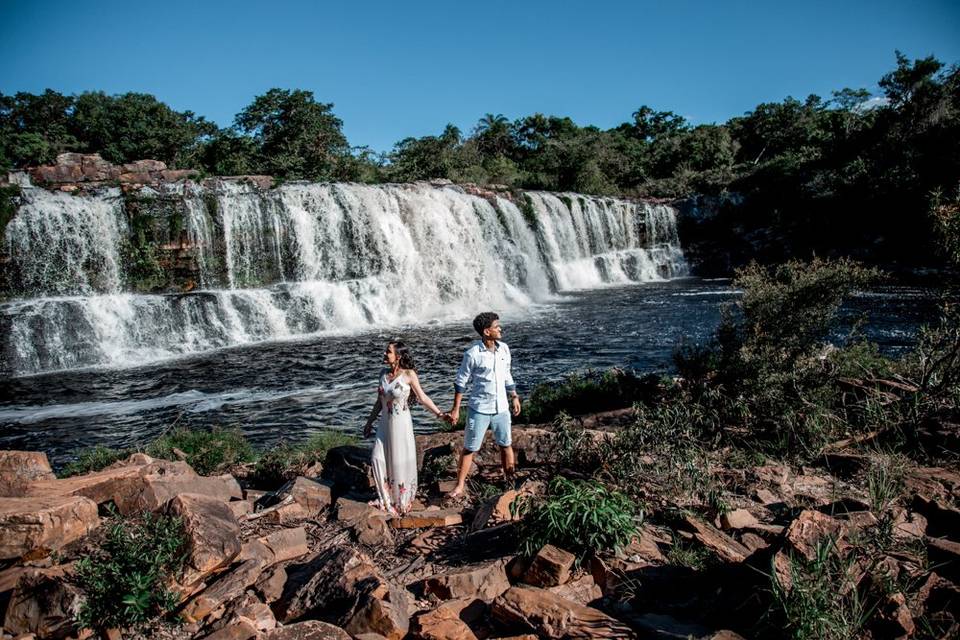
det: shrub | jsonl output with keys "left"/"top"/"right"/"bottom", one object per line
{"left": 74, "top": 510, "right": 187, "bottom": 631}
{"left": 253, "top": 430, "right": 357, "bottom": 488}
{"left": 866, "top": 453, "right": 908, "bottom": 514}
{"left": 145, "top": 427, "right": 254, "bottom": 476}
{"left": 521, "top": 368, "right": 656, "bottom": 424}
{"left": 60, "top": 445, "right": 133, "bottom": 477}
{"left": 513, "top": 476, "right": 638, "bottom": 559}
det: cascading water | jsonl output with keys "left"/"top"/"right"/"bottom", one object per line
{"left": 1, "top": 181, "right": 687, "bottom": 376}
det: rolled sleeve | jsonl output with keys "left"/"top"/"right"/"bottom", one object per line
{"left": 454, "top": 350, "right": 472, "bottom": 394}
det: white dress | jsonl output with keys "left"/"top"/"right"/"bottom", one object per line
{"left": 371, "top": 370, "right": 418, "bottom": 515}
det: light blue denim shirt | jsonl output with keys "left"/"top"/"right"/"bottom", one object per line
{"left": 454, "top": 340, "right": 517, "bottom": 414}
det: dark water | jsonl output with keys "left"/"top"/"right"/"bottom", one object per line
{"left": 0, "top": 279, "right": 939, "bottom": 467}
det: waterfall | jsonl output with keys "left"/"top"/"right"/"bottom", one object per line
{"left": 1, "top": 181, "right": 687, "bottom": 376}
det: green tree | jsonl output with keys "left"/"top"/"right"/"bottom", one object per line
{"left": 0, "top": 90, "right": 78, "bottom": 168}
{"left": 234, "top": 88, "right": 350, "bottom": 181}
{"left": 70, "top": 92, "right": 215, "bottom": 167}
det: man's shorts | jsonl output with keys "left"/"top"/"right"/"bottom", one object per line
{"left": 463, "top": 409, "right": 512, "bottom": 452}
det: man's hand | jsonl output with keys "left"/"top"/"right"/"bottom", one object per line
{"left": 510, "top": 395, "right": 521, "bottom": 417}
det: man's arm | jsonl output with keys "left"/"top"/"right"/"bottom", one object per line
{"left": 504, "top": 346, "right": 521, "bottom": 416}
{"left": 449, "top": 350, "right": 473, "bottom": 423}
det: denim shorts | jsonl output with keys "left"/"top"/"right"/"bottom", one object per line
{"left": 463, "top": 409, "right": 512, "bottom": 451}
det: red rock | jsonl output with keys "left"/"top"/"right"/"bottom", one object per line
{"left": 202, "top": 619, "right": 258, "bottom": 640}
{"left": 264, "top": 620, "right": 351, "bottom": 639}
{"left": 785, "top": 510, "right": 848, "bottom": 561}
{"left": 254, "top": 565, "right": 288, "bottom": 603}
{"left": 411, "top": 606, "right": 478, "bottom": 640}
{"left": 390, "top": 508, "right": 462, "bottom": 529}
{"left": 682, "top": 515, "right": 751, "bottom": 563}
{"left": 0, "top": 451, "right": 55, "bottom": 490}
{"left": 167, "top": 493, "right": 241, "bottom": 587}
{"left": 422, "top": 561, "right": 510, "bottom": 602}
{"left": 343, "top": 587, "right": 410, "bottom": 640}
{"left": 182, "top": 557, "right": 267, "bottom": 622}
{"left": 3, "top": 565, "right": 82, "bottom": 639}
{"left": 258, "top": 526, "right": 309, "bottom": 563}
{"left": 523, "top": 544, "right": 576, "bottom": 587}
{"left": 547, "top": 574, "right": 602, "bottom": 605}
{"left": 0, "top": 496, "right": 99, "bottom": 560}
{"left": 228, "top": 500, "right": 253, "bottom": 518}
{"left": 264, "top": 501, "right": 311, "bottom": 523}
{"left": 491, "top": 585, "right": 633, "bottom": 638}
{"left": 719, "top": 508, "right": 759, "bottom": 530}
{"left": 622, "top": 528, "right": 667, "bottom": 564}
{"left": 287, "top": 477, "right": 333, "bottom": 515}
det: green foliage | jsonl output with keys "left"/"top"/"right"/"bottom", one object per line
{"left": 60, "top": 445, "right": 133, "bottom": 477}
{"left": 521, "top": 368, "right": 655, "bottom": 424}
{"left": 666, "top": 535, "right": 715, "bottom": 571}
{"left": 866, "top": 453, "right": 908, "bottom": 514}
{"left": 770, "top": 538, "right": 876, "bottom": 640}
{"left": 513, "top": 476, "right": 638, "bottom": 560}
{"left": 419, "top": 451, "right": 456, "bottom": 487}
{"left": 253, "top": 430, "right": 357, "bottom": 488}
{"left": 74, "top": 509, "right": 188, "bottom": 631}
{"left": 234, "top": 88, "right": 350, "bottom": 181}
{"left": 145, "top": 427, "right": 254, "bottom": 476}
{"left": 0, "top": 184, "right": 21, "bottom": 241}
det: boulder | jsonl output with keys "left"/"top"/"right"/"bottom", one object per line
{"left": 522, "top": 544, "right": 575, "bottom": 587}
{"left": 321, "top": 445, "right": 375, "bottom": 492}
{"left": 682, "top": 515, "right": 751, "bottom": 563}
{"left": 422, "top": 561, "right": 510, "bottom": 602}
{"left": 284, "top": 477, "right": 333, "bottom": 516}
{"left": 0, "top": 496, "right": 99, "bottom": 560}
{"left": 411, "top": 605, "right": 478, "bottom": 640}
{"left": 255, "top": 565, "right": 288, "bottom": 603}
{"left": 719, "top": 509, "right": 759, "bottom": 530}
{"left": 264, "top": 620, "right": 352, "bottom": 640}
{"left": 390, "top": 508, "right": 462, "bottom": 529}
{"left": 202, "top": 620, "right": 259, "bottom": 640}
{"left": 182, "top": 556, "right": 268, "bottom": 622}
{"left": 491, "top": 585, "right": 634, "bottom": 638}
{"left": 784, "top": 510, "right": 848, "bottom": 561}
{"left": 621, "top": 528, "right": 668, "bottom": 564}
{"left": 258, "top": 526, "right": 310, "bottom": 563}
{"left": 335, "top": 498, "right": 394, "bottom": 546}
{"left": 0, "top": 451, "right": 55, "bottom": 493}
{"left": 343, "top": 584, "right": 411, "bottom": 640}
{"left": 273, "top": 546, "right": 385, "bottom": 624}
{"left": 3, "top": 566, "right": 82, "bottom": 640}
{"left": 547, "top": 574, "right": 602, "bottom": 606}
{"left": 167, "top": 493, "right": 242, "bottom": 587}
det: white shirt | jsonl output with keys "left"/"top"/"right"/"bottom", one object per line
{"left": 454, "top": 340, "right": 517, "bottom": 414}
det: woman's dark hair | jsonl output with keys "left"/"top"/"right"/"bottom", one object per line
{"left": 473, "top": 312, "right": 499, "bottom": 336}
{"left": 389, "top": 340, "right": 416, "bottom": 371}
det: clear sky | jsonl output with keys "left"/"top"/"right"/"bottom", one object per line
{"left": 2, "top": 0, "right": 958, "bottom": 153}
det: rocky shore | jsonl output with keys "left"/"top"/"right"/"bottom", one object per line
{"left": 0, "top": 407, "right": 957, "bottom": 640}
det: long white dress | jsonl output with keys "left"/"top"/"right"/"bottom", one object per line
{"left": 371, "top": 370, "right": 418, "bottom": 515}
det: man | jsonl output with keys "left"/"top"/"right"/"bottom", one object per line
{"left": 445, "top": 312, "right": 521, "bottom": 499}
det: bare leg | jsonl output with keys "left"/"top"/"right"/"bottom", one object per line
{"left": 447, "top": 450, "right": 475, "bottom": 498}
{"left": 500, "top": 445, "right": 515, "bottom": 483}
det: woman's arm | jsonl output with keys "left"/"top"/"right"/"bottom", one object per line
{"left": 363, "top": 394, "right": 381, "bottom": 437}
{"left": 407, "top": 371, "right": 444, "bottom": 418}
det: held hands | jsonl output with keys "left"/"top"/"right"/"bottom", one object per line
{"left": 444, "top": 409, "right": 460, "bottom": 425}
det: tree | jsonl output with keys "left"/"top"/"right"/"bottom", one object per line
{"left": 474, "top": 113, "right": 515, "bottom": 157}
{"left": 70, "top": 92, "right": 215, "bottom": 167}
{"left": 387, "top": 124, "right": 463, "bottom": 182}
{"left": 234, "top": 89, "right": 350, "bottom": 181}
{"left": 0, "top": 90, "right": 78, "bottom": 168}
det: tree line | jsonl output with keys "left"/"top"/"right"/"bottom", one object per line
{"left": 1, "top": 52, "right": 958, "bottom": 269}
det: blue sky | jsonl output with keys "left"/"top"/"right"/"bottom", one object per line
{"left": 2, "top": 0, "right": 958, "bottom": 153}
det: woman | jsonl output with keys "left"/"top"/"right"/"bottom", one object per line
{"left": 363, "top": 340, "right": 445, "bottom": 516}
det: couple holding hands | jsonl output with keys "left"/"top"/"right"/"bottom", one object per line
{"left": 362, "top": 312, "right": 521, "bottom": 515}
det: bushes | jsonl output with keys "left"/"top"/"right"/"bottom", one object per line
{"left": 514, "top": 476, "right": 638, "bottom": 560}
{"left": 145, "top": 427, "right": 254, "bottom": 476}
{"left": 521, "top": 368, "right": 657, "bottom": 424}
{"left": 253, "top": 430, "right": 357, "bottom": 488}
{"left": 60, "top": 445, "right": 133, "bottom": 477}
{"left": 74, "top": 510, "right": 187, "bottom": 631}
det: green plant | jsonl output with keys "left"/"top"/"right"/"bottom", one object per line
{"left": 74, "top": 509, "right": 188, "bottom": 631}
{"left": 521, "top": 368, "right": 654, "bottom": 424}
{"left": 0, "top": 184, "right": 21, "bottom": 242}
{"left": 146, "top": 427, "right": 254, "bottom": 476}
{"left": 770, "top": 538, "right": 877, "bottom": 640}
{"left": 513, "top": 476, "right": 638, "bottom": 560}
{"left": 666, "top": 535, "right": 714, "bottom": 571}
{"left": 253, "top": 430, "right": 357, "bottom": 488}
{"left": 866, "top": 453, "right": 908, "bottom": 514}
{"left": 60, "top": 445, "right": 133, "bottom": 477}
{"left": 419, "top": 452, "right": 456, "bottom": 488}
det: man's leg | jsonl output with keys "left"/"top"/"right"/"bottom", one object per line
{"left": 500, "top": 445, "right": 515, "bottom": 482}
{"left": 447, "top": 409, "right": 490, "bottom": 498}
{"left": 492, "top": 411, "right": 515, "bottom": 482}
{"left": 447, "top": 450, "right": 475, "bottom": 498}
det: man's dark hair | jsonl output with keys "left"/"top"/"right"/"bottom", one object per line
{"left": 473, "top": 312, "right": 499, "bottom": 336}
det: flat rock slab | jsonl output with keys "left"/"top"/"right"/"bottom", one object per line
{"left": 422, "top": 561, "right": 510, "bottom": 602}
{"left": 682, "top": 515, "right": 751, "bottom": 564}
{"left": 492, "top": 585, "right": 634, "bottom": 638}
{"left": 390, "top": 508, "right": 463, "bottom": 529}
{"left": 265, "top": 620, "right": 352, "bottom": 640}
{"left": 167, "top": 493, "right": 242, "bottom": 587}
{"left": 785, "top": 510, "right": 848, "bottom": 561}
{"left": 0, "top": 495, "right": 99, "bottom": 560}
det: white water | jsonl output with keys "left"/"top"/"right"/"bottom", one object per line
{"left": 1, "top": 182, "right": 687, "bottom": 376}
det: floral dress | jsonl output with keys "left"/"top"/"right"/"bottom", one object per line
{"left": 371, "top": 370, "right": 418, "bottom": 515}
